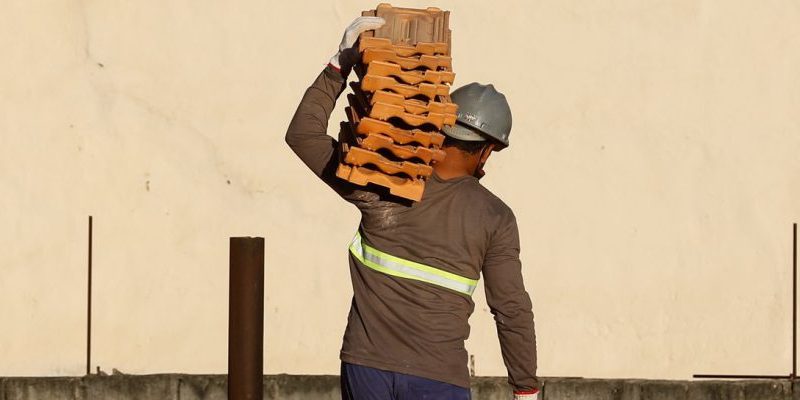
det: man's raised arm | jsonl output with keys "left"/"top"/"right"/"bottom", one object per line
{"left": 285, "top": 17, "right": 385, "bottom": 177}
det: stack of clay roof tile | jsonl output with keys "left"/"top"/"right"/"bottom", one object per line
{"left": 336, "top": 3, "right": 456, "bottom": 202}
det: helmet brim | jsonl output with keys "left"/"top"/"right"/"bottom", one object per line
{"left": 442, "top": 122, "right": 487, "bottom": 142}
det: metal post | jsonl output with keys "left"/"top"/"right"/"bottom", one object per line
{"left": 228, "top": 237, "right": 265, "bottom": 400}
{"left": 793, "top": 223, "right": 797, "bottom": 379}
{"left": 87, "top": 216, "right": 93, "bottom": 376}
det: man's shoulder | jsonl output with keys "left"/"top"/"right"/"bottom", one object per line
{"left": 459, "top": 179, "right": 515, "bottom": 219}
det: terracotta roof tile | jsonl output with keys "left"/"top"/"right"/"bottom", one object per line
{"left": 355, "top": 117, "right": 445, "bottom": 149}
{"left": 367, "top": 61, "right": 455, "bottom": 85}
{"left": 359, "top": 37, "right": 449, "bottom": 57}
{"left": 362, "top": 48, "right": 452, "bottom": 71}
{"left": 371, "top": 90, "right": 457, "bottom": 116}
{"left": 369, "top": 102, "right": 455, "bottom": 129}
{"left": 336, "top": 163, "right": 424, "bottom": 201}
{"left": 360, "top": 75, "right": 450, "bottom": 100}
{"left": 359, "top": 132, "right": 445, "bottom": 164}
{"left": 360, "top": 3, "right": 451, "bottom": 51}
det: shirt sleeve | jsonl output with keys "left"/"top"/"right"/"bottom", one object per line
{"left": 285, "top": 66, "right": 376, "bottom": 202}
{"left": 482, "top": 211, "right": 539, "bottom": 391}
{"left": 285, "top": 65, "right": 344, "bottom": 177}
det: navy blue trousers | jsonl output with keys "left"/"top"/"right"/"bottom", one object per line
{"left": 341, "top": 362, "right": 471, "bottom": 400}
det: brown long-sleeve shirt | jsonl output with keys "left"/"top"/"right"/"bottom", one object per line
{"left": 285, "top": 66, "right": 538, "bottom": 391}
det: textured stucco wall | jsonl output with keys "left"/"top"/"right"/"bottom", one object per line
{"left": 1, "top": 0, "right": 799, "bottom": 379}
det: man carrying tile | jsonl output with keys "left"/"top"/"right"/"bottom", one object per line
{"left": 286, "top": 16, "right": 539, "bottom": 400}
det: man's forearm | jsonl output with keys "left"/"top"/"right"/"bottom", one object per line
{"left": 494, "top": 302, "right": 539, "bottom": 392}
{"left": 483, "top": 215, "right": 540, "bottom": 393}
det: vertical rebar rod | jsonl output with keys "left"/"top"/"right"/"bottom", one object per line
{"left": 86, "top": 216, "right": 93, "bottom": 376}
{"left": 228, "top": 237, "right": 265, "bottom": 400}
{"left": 793, "top": 223, "right": 797, "bottom": 379}
{"left": 693, "top": 223, "right": 799, "bottom": 380}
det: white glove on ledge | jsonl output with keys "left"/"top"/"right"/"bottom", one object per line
{"left": 329, "top": 16, "right": 385, "bottom": 72}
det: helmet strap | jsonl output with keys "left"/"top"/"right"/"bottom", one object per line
{"left": 472, "top": 143, "right": 495, "bottom": 179}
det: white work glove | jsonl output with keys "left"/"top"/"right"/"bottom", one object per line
{"left": 514, "top": 389, "right": 539, "bottom": 400}
{"left": 329, "top": 16, "right": 385, "bottom": 75}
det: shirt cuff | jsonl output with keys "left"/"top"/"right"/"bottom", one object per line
{"left": 324, "top": 63, "right": 346, "bottom": 82}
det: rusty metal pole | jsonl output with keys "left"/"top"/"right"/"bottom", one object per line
{"left": 228, "top": 237, "right": 265, "bottom": 400}
{"left": 86, "top": 216, "right": 93, "bottom": 376}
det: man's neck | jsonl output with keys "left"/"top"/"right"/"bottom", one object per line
{"left": 432, "top": 147, "right": 479, "bottom": 180}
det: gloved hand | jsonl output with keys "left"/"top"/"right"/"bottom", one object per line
{"left": 329, "top": 16, "right": 385, "bottom": 77}
{"left": 514, "top": 389, "right": 539, "bottom": 400}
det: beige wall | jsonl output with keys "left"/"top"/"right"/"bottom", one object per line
{"left": 2, "top": 0, "right": 799, "bottom": 379}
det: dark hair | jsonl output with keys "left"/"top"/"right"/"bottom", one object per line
{"left": 443, "top": 136, "right": 489, "bottom": 154}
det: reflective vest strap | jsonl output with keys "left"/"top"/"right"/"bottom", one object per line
{"left": 349, "top": 232, "right": 479, "bottom": 296}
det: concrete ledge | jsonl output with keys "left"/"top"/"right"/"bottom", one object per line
{"left": 263, "top": 375, "right": 339, "bottom": 400}
{"left": 3, "top": 376, "right": 85, "bottom": 400}
{"left": 175, "top": 375, "right": 227, "bottom": 400}
{"left": 0, "top": 375, "right": 795, "bottom": 400}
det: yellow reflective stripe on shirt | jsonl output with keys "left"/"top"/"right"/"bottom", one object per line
{"left": 349, "top": 232, "right": 478, "bottom": 296}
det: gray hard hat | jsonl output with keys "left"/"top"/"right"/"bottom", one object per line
{"left": 441, "top": 82, "right": 513, "bottom": 149}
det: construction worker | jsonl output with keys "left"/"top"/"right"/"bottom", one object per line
{"left": 286, "top": 17, "right": 539, "bottom": 400}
